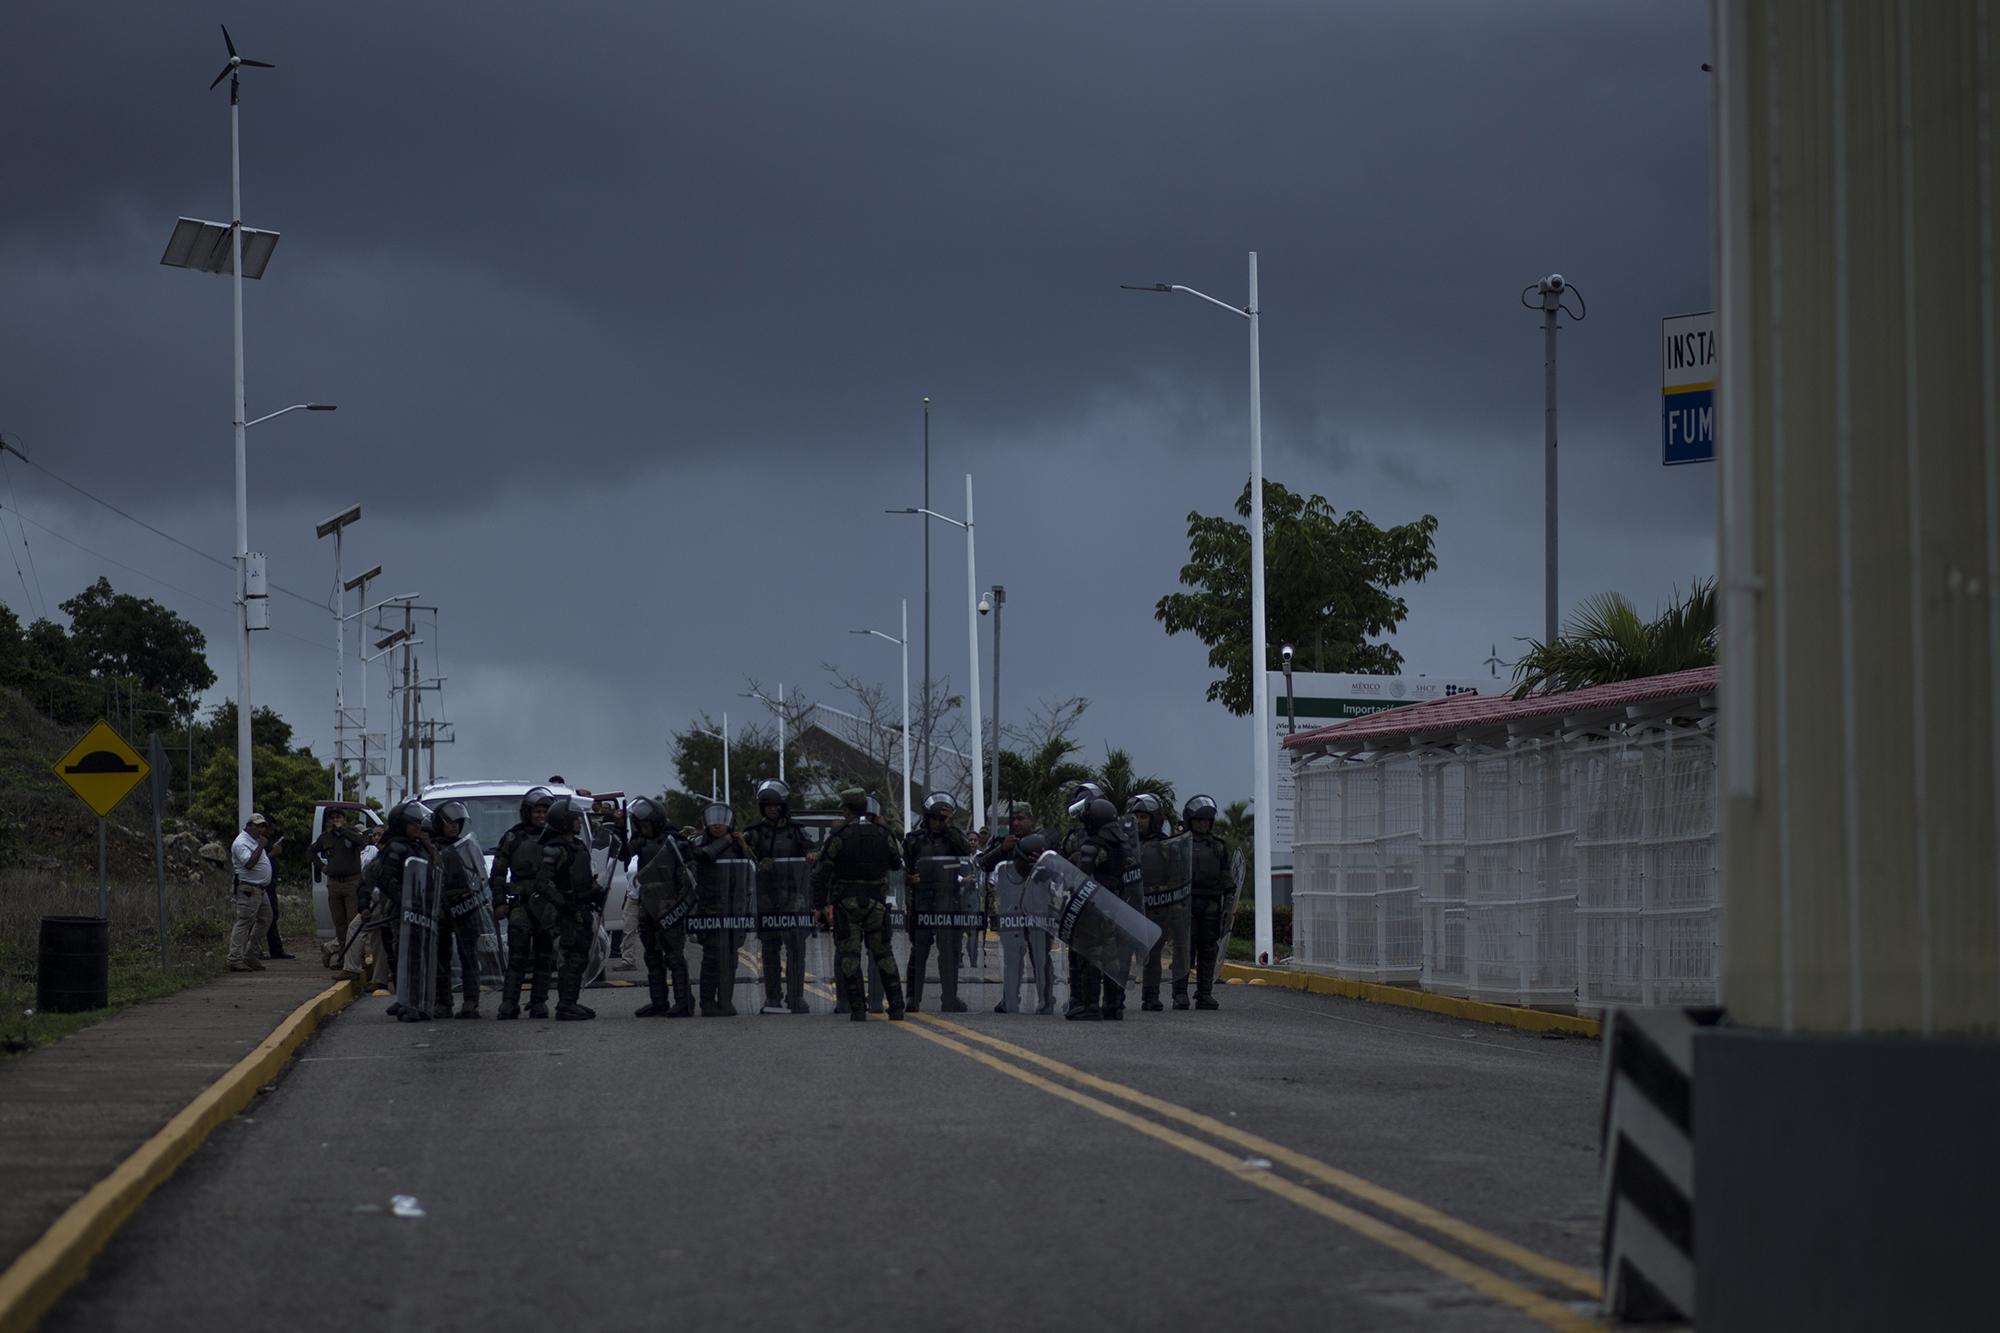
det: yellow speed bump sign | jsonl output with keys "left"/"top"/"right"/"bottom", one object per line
{"left": 55, "top": 719, "right": 152, "bottom": 817}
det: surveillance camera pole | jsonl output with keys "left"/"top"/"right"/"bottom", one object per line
{"left": 1524, "top": 275, "right": 1584, "bottom": 644}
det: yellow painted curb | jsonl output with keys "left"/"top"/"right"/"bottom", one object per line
{"left": 1220, "top": 963, "right": 1601, "bottom": 1038}
{"left": 0, "top": 978, "right": 359, "bottom": 1333}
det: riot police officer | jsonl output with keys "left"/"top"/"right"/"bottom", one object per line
{"left": 981, "top": 802, "right": 1058, "bottom": 1014}
{"left": 370, "top": 800, "right": 431, "bottom": 1020}
{"left": 494, "top": 787, "right": 557, "bottom": 1020}
{"left": 811, "top": 789, "right": 907, "bottom": 1022}
{"left": 1130, "top": 793, "right": 1193, "bottom": 1012}
{"left": 428, "top": 800, "right": 487, "bottom": 1019}
{"left": 904, "top": 792, "right": 973, "bottom": 1013}
{"left": 626, "top": 797, "right": 694, "bottom": 1018}
{"left": 742, "top": 779, "right": 813, "bottom": 1015}
{"left": 1185, "top": 794, "right": 1238, "bottom": 1010}
{"left": 1068, "top": 798, "right": 1132, "bottom": 1021}
{"left": 538, "top": 796, "right": 603, "bottom": 1021}
{"left": 689, "top": 803, "right": 753, "bottom": 1016}
{"left": 1059, "top": 781, "right": 1104, "bottom": 860}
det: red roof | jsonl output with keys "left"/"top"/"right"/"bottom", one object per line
{"left": 1282, "top": 666, "right": 1717, "bottom": 752}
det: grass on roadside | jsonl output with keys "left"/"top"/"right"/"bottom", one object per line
{"left": 0, "top": 866, "right": 318, "bottom": 1057}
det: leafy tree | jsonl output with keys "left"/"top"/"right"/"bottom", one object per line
{"left": 190, "top": 743, "right": 337, "bottom": 880}
{"left": 198, "top": 701, "right": 297, "bottom": 756}
{"left": 1510, "top": 579, "right": 1716, "bottom": 697}
{"left": 996, "top": 736, "right": 1096, "bottom": 830}
{"left": 59, "top": 577, "right": 216, "bottom": 714}
{"left": 1156, "top": 478, "right": 1439, "bottom": 715}
{"left": 1093, "top": 746, "right": 1175, "bottom": 817}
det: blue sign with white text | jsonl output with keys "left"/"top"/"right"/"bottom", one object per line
{"left": 1662, "top": 387, "right": 1714, "bottom": 466}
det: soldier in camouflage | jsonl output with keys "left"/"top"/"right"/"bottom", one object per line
{"left": 811, "top": 789, "right": 907, "bottom": 1022}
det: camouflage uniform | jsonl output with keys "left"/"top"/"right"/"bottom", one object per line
{"left": 810, "top": 817, "right": 907, "bottom": 1020}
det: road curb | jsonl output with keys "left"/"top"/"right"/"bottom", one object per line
{"left": 1220, "top": 963, "right": 1602, "bottom": 1038}
{"left": 0, "top": 977, "right": 358, "bottom": 1333}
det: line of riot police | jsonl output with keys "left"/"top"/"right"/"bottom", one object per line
{"left": 353, "top": 775, "right": 1242, "bottom": 1025}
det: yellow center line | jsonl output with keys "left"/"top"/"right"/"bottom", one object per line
{"left": 894, "top": 1020, "right": 1603, "bottom": 1333}
{"left": 915, "top": 1014, "right": 1603, "bottom": 1302}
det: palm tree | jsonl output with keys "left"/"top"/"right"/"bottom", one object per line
{"left": 995, "top": 736, "right": 1096, "bottom": 829}
{"left": 1511, "top": 578, "right": 1716, "bottom": 697}
{"left": 1094, "top": 746, "right": 1176, "bottom": 816}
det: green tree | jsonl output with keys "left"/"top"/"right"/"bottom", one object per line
{"left": 1510, "top": 579, "right": 1716, "bottom": 697}
{"left": 1155, "top": 478, "right": 1440, "bottom": 715}
{"left": 995, "top": 737, "right": 1096, "bottom": 830}
{"left": 190, "top": 743, "right": 337, "bottom": 880}
{"left": 59, "top": 577, "right": 216, "bottom": 714}
{"left": 1093, "top": 746, "right": 1175, "bottom": 816}
{"left": 198, "top": 701, "right": 297, "bottom": 755}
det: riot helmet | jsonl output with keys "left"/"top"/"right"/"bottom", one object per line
{"left": 628, "top": 796, "right": 666, "bottom": 836}
{"left": 1083, "top": 797, "right": 1120, "bottom": 833}
{"left": 702, "top": 801, "right": 733, "bottom": 833}
{"left": 389, "top": 800, "right": 432, "bottom": 837}
{"left": 429, "top": 800, "right": 468, "bottom": 840}
{"left": 922, "top": 792, "right": 957, "bottom": 824}
{"left": 1183, "top": 794, "right": 1219, "bottom": 829}
{"left": 520, "top": 786, "right": 556, "bottom": 822}
{"left": 543, "top": 796, "right": 582, "bottom": 836}
{"left": 863, "top": 793, "right": 883, "bottom": 821}
{"left": 1067, "top": 781, "right": 1105, "bottom": 822}
{"left": 1126, "top": 792, "right": 1164, "bottom": 835}
{"left": 754, "top": 779, "right": 790, "bottom": 815}
{"left": 1014, "top": 831, "right": 1050, "bottom": 865}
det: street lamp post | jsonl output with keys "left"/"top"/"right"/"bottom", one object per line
{"left": 978, "top": 584, "right": 1005, "bottom": 833}
{"left": 739, "top": 684, "right": 788, "bottom": 784}
{"left": 886, "top": 474, "right": 984, "bottom": 825}
{"left": 851, "top": 600, "right": 912, "bottom": 832}
{"left": 1122, "top": 252, "right": 1275, "bottom": 964}
{"left": 695, "top": 715, "right": 731, "bottom": 811}
{"left": 161, "top": 29, "right": 335, "bottom": 829}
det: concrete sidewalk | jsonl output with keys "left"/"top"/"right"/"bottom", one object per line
{"left": 0, "top": 950, "right": 340, "bottom": 1272}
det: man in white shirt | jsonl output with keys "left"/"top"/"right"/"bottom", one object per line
{"left": 228, "top": 814, "right": 277, "bottom": 972}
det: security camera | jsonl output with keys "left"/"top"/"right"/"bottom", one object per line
{"left": 977, "top": 595, "right": 992, "bottom": 616}
{"left": 1281, "top": 643, "right": 1294, "bottom": 663}
{"left": 1540, "top": 274, "right": 1565, "bottom": 293}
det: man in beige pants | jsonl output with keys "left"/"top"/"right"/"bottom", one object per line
{"left": 311, "top": 808, "right": 368, "bottom": 968}
{"left": 228, "top": 814, "right": 277, "bottom": 972}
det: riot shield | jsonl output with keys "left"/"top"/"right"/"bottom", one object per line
{"left": 443, "top": 832, "right": 504, "bottom": 992}
{"left": 1220, "top": 843, "right": 1247, "bottom": 942}
{"left": 993, "top": 860, "right": 1057, "bottom": 1012}
{"left": 690, "top": 857, "right": 758, "bottom": 935}
{"left": 911, "top": 856, "right": 982, "bottom": 931}
{"left": 1030, "top": 850, "right": 1162, "bottom": 990}
{"left": 1141, "top": 833, "right": 1195, "bottom": 993}
{"left": 756, "top": 857, "right": 829, "bottom": 1013}
{"left": 394, "top": 855, "right": 440, "bottom": 1019}
{"left": 756, "top": 857, "right": 815, "bottom": 932}
{"left": 635, "top": 838, "right": 698, "bottom": 930}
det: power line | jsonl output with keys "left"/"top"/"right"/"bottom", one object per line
{"left": 0, "top": 499, "right": 327, "bottom": 652}
{"left": 0, "top": 452, "right": 49, "bottom": 618}
{"left": 0, "top": 435, "right": 328, "bottom": 611}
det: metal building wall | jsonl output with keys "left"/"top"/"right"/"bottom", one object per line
{"left": 1716, "top": 0, "right": 2000, "bottom": 1034}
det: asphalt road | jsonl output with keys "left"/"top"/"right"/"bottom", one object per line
{"left": 46, "top": 953, "right": 1605, "bottom": 1333}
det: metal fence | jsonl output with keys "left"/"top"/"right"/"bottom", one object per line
{"left": 1291, "top": 712, "right": 1717, "bottom": 1012}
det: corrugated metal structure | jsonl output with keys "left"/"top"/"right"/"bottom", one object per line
{"left": 1285, "top": 670, "right": 1717, "bottom": 1011}
{"left": 1715, "top": 0, "right": 2000, "bottom": 1035}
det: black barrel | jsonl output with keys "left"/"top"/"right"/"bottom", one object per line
{"left": 36, "top": 915, "right": 109, "bottom": 1013}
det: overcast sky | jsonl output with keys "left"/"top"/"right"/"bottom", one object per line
{"left": 0, "top": 0, "right": 1714, "bottom": 809}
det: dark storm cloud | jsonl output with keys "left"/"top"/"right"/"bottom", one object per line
{"left": 0, "top": 1, "right": 1714, "bottom": 804}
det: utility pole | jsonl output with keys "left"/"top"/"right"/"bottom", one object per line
{"left": 1523, "top": 274, "right": 1585, "bottom": 643}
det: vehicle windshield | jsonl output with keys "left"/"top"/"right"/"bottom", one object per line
{"left": 456, "top": 796, "right": 530, "bottom": 854}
